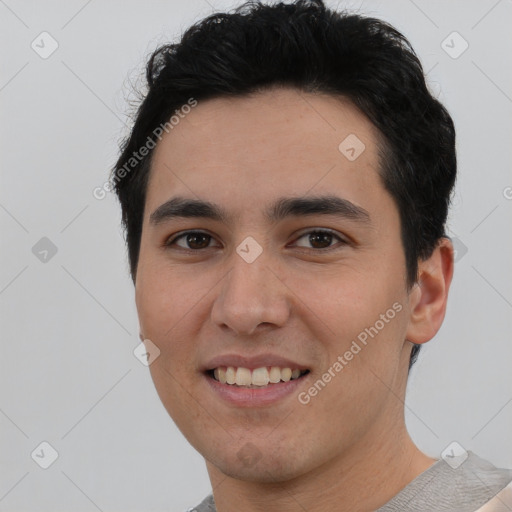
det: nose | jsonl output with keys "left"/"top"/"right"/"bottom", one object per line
{"left": 210, "top": 251, "right": 291, "bottom": 337}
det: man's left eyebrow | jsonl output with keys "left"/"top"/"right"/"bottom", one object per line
{"left": 265, "top": 195, "right": 372, "bottom": 225}
{"left": 149, "top": 194, "right": 372, "bottom": 226}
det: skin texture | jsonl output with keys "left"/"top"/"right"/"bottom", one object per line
{"left": 135, "top": 87, "right": 454, "bottom": 511}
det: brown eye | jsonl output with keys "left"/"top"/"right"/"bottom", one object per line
{"left": 308, "top": 231, "right": 333, "bottom": 249}
{"left": 294, "top": 229, "right": 346, "bottom": 250}
{"left": 166, "top": 231, "right": 216, "bottom": 250}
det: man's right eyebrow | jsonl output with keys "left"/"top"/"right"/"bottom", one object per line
{"left": 149, "top": 195, "right": 372, "bottom": 226}
{"left": 149, "top": 197, "right": 230, "bottom": 225}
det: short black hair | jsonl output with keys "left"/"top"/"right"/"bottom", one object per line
{"left": 111, "top": 0, "right": 457, "bottom": 368}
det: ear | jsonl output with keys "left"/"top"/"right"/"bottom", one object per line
{"left": 405, "top": 237, "right": 454, "bottom": 344}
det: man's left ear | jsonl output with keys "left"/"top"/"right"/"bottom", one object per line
{"left": 405, "top": 237, "right": 454, "bottom": 345}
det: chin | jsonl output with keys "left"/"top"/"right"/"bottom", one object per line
{"left": 206, "top": 444, "right": 307, "bottom": 483}
{"left": 215, "top": 461, "right": 301, "bottom": 483}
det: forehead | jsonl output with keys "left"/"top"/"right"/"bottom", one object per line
{"left": 146, "top": 87, "right": 388, "bottom": 222}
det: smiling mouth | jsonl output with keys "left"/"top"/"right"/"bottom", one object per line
{"left": 206, "top": 366, "right": 310, "bottom": 388}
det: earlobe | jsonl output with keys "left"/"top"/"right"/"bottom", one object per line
{"left": 405, "top": 238, "right": 454, "bottom": 345}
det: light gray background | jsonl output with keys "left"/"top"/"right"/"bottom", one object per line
{"left": 1, "top": 0, "right": 511, "bottom": 510}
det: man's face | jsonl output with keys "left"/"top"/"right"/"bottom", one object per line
{"left": 135, "top": 88, "right": 417, "bottom": 481}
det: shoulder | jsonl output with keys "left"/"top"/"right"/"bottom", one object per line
{"left": 475, "top": 481, "right": 512, "bottom": 511}
{"left": 432, "top": 451, "right": 512, "bottom": 504}
{"left": 458, "top": 452, "right": 512, "bottom": 491}
{"left": 379, "top": 451, "right": 512, "bottom": 511}
{"left": 186, "top": 494, "right": 216, "bottom": 512}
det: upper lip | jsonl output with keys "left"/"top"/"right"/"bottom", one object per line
{"left": 202, "top": 353, "right": 309, "bottom": 372}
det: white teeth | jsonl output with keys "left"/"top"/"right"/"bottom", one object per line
{"left": 235, "top": 367, "right": 252, "bottom": 386}
{"left": 252, "top": 367, "right": 270, "bottom": 386}
{"left": 225, "top": 366, "right": 236, "bottom": 385}
{"left": 211, "top": 366, "right": 307, "bottom": 386}
{"left": 281, "top": 368, "right": 292, "bottom": 382}
{"left": 217, "top": 367, "right": 227, "bottom": 384}
{"left": 269, "top": 366, "right": 281, "bottom": 383}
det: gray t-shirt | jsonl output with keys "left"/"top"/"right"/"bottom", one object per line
{"left": 189, "top": 452, "right": 512, "bottom": 512}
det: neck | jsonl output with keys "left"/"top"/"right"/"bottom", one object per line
{"left": 206, "top": 420, "right": 435, "bottom": 512}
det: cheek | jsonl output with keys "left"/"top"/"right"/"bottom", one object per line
{"left": 306, "top": 271, "right": 408, "bottom": 387}
{"left": 135, "top": 261, "right": 219, "bottom": 392}
{"left": 136, "top": 260, "right": 203, "bottom": 337}
{"left": 292, "top": 269, "right": 397, "bottom": 338}
{"left": 135, "top": 267, "right": 204, "bottom": 424}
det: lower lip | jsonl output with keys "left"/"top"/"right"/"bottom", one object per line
{"left": 204, "top": 373, "right": 309, "bottom": 407}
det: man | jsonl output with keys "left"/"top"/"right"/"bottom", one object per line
{"left": 111, "top": 1, "right": 511, "bottom": 510}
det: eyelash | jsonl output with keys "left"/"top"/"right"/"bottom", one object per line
{"left": 164, "top": 228, "right": 348, "bottom": 253}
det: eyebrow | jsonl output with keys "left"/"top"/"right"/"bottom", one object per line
{"left": 149, "top": 195, "right": 371, "bottom": 226}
